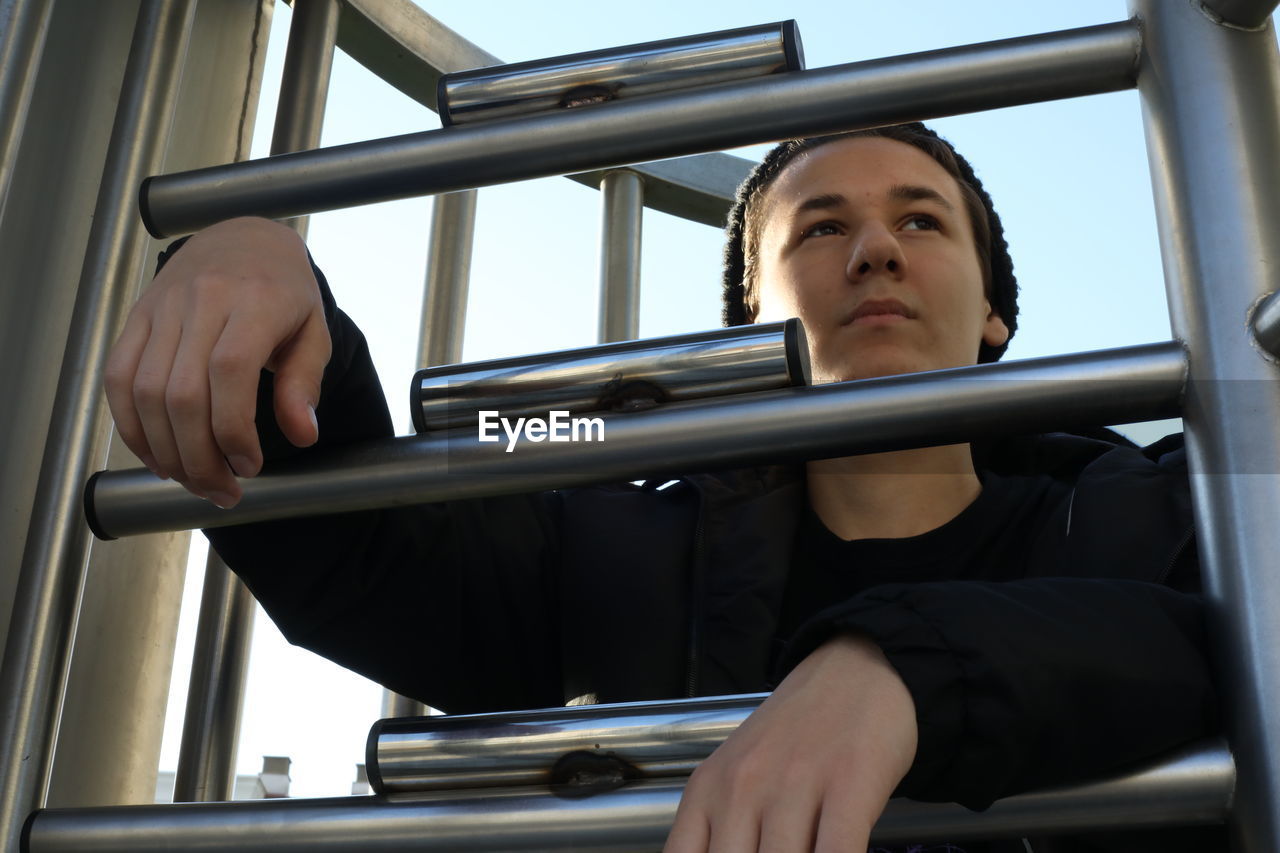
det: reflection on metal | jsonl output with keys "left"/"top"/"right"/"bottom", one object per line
{"left": 1130, "top": 0, "right": 1280, "bottom": 848}
{"left": 173, "top": 553, "right": 255, "bottom": 803}
{"left": 598, "top": 170, "right": 643, "bottom": 343}
{"left": 138, "top": 20, "right": 1140, "bottom": 237}
{"left": 411, "top": 319, "right": 805, "bottom": 432}
{"left": 271, "top": 0, "right": 340, "bottom": 239}
{"left": 21, "top": 739, "right": 1232, "bottom": 852}
{"left": 1252, "top": 291, "right": 1280, "bottom": 360}
{"left": 1197, "top": 0, "right": 1280, "bottom": 29}
{"left": 437, "top": 21, "right": 803, "bottom": 127}
{"left": 0, "top": 0, "right": 54, "bottom": 222}
{"left": 368, "top": 693, "right": 763, "bottom": 793}
{"left": 85, "top": 341, "right": 1185, "bottom": 540}
{"left": 0, "top": 1, "right": 197, "bottom": 849}
{"left": 337, "top": 0, "right": 753, "bottom": 226}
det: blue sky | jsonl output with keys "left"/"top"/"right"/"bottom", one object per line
{"left": 159, "top": 0, "right": 1207, "bottom": 797}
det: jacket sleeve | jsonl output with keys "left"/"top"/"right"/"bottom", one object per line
{"left": 155, "top": 240, "right": 567, "bottom": 714}
{"left": 776, "top": 454, "right": 1215, "bottom": 811}
{"left": 781, "top": 574, "right": 1214, "bottom": 810}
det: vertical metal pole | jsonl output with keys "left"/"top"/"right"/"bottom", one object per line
{"left": 0, "top": 0, "right": 196, "bottom": 847}
{"left": 417, "top": 190, "right": 477, "bottom": 368}
{"left": 173, "top": 551, "right": 256, "bottom": 803}
{"left": 382, "top": 187, "right": 478, "bottom": 718}
{"left": 45, "top": 0, "right": 274, "bottom": 810}
{"left": 270, "top": 0, "right": 340, "bottom": 240}
{"left": 597, "top": 169, "right": 643, "bottom": 343}
{"left": 1130, "top": 1, "right": 1280, "bottom": 850}
{"left": 0, "top": 0, "right": 54, "bottom": 223}
{"left": 172, "top": 0, "right": 340, "bottom": 799}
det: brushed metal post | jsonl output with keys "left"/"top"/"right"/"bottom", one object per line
{"left": 0, "top": 1, "right": 197, "bottom": 847}
{"left": 1130, "top": 0, "right": 1280, "bottom": 848}
{"left": 598, "top": 170, "right": 643, "bottom": 343}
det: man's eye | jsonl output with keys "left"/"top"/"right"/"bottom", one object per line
{"left": 902, "top": 215, "right": 940, "bottom": 231}
{"left": 802, "top": 221, "right": 840, "bottom": 238}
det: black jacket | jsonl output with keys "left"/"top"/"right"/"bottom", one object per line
{"left": 184, "top": 247, "right": 1220, "bottom": 850}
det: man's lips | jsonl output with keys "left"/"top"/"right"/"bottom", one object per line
{"left": 843, "top": 298, "right": 914, "bottom": 325}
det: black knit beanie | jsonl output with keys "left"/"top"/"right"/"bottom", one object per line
{"left": 721, "top": 122, "right": 1018, "bottom": 364}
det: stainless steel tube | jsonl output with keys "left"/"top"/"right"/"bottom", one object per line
{"left": 412, "top": 319, "right": 806, "bottom": 433}
{"left": 21, "top": 739, "right": 1231, "bottom": 852}
{"left": 418, "top": 190, "right": 477, "bottom": 368}
{"left": 1197, "top": 0, "right": 1279, "bottom": 29}
{"left": 270, "top": 0, "right": 340, "bottom": 239}
{"left": 1253, "top": 291, "right": 1280, "bottom": 360}
{"left": 172, "top": 552, "right": 255, "bottom": 803}
{"left": 1130, "top": 1, "right": 1280, "bottom": 849}
{"left": 85, "top": 341, "right": 1186, "bottom": 540}
{"left": 0, "top": 2, "right": 196, "bottom": 849}
{"left": 368, "top": 694, "right": 765, "bottom": 794}
{"left": 139, "top": 20, "right": 1140, "bottom": 238}
{"left": 598, "top": 170, "right": 643, "bottom": 343}
{"left": 437, "top": 21, "right": 802, "bottom": 127}
{"left": 0, "top": 0, "right": 54, "bottom": 221}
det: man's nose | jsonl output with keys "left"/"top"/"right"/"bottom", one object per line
{"left": 846, "top": 222, "right": 907, "bottom": 281}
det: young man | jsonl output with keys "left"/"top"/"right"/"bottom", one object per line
{"left": 105, "top": 123, "right": 1218, "bottom": 852}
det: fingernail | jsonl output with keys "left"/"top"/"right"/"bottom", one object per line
{"left": 208, "top": 491, "right": 239, "bottom": 510}
{"left": 308, "top": 403, "right": 318, "bottom": 432}
{"left": 228, "top": 455, "right": 256, "bottom": 478}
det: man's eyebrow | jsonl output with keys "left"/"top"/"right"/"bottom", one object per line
{"left": 793, "top": 192, "right": 847, "bottom": 215}
{"left": 889, "top": 183, "right": 955, "bottom": 211}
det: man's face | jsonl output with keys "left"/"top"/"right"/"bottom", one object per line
{"left": 753, "top": 137, "right": 1008, "bottom": 384}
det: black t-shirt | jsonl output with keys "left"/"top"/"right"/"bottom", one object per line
{"left": 779, "top": 470, "right": 1072, "bottom": 641}
{"left": 779, "top": 471, "right": 1072, "bottom": 853}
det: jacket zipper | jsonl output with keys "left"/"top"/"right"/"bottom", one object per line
{"left": 1155, "top": 525, "right": 1195, "bottom": 585}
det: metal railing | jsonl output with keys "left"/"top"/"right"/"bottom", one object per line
{"left": 4, "top": 0, "right": 1280, "bottom": 850}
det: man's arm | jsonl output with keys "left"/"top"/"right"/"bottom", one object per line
{"left": 104, "top": 219, "right": 567, "bottom": 713}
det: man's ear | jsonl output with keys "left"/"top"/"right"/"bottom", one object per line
{"left": 982, "top": 302, "right": 1009, "bottom": 348}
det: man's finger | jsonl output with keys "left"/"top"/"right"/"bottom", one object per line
{"left": 757, "top": 790, "right": 820, "bottom": 853}
{"left": 105, "top": 312, "right": 157, "bottom": 473}
{"left": 132, "top": 320, "right": 183, "bottom": 485}
{"left": 208, "top": 312, "right": 288, "bottom": 478}
{"left": 270, "top": 308, "right": 330, "bottom": 449}
{"left": 169, "top": 310, "right": 240, "bottom": 506}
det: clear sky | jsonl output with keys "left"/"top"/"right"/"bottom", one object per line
{"left": 158, "top": 0, "right": 1208, "bottom": 798}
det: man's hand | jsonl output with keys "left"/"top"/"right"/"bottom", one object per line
{"left": 664, "top": 634, "right": 917, "bottom": 852}
{"left": 104, "top": 216, "right": 331, "bottom": 508}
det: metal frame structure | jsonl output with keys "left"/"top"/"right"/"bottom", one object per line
{"left": 2, "top": 0, "right": 1279, "bottom": 850}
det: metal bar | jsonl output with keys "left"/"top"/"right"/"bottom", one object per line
{"left": 271, "top": 0, "right": 340, "bottom": 239}
{"left": 0, "top": 0, "right": 54, "bottom": 223}
{"left": 1253, "top": 291, "right": 1280, "bottom": 359}
{"left": 138, "top": 20, "right": 1140, "bottom": 238}
{"left": 437, "top": 21, "right": 802, "bottom": 127}
{"left": 172, "top": 552, "right": 255, "bottom": 803}
{"left": 21, "top": 739, "right": 1231, "bottom": 852}
{"left": 418, "top": 190, "right": 477, "bottom": 368}
{"left": 1129, "top": 2, "right": 1280, "bottom": 850}
{"left": 413, "top": 320, "right": 803, "bottom": 433}
{"left": 598, "top": 170, "right": 643, "bottom": 343}
{"left": 369, "top": 694, "right": 763, "bottom": 794}
{"left": 1197, "top": 0, "right": 1279, "bottom": 29}
{"left": 86, "top": 341, "right": 1187, "bottom": 540}
{"left": 0, "top": 1, "right": 196, "bottom": 848}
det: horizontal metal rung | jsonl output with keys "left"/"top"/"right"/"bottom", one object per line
{"left": 84, "top": 341, "right": 1186, "bottom": 540}
{"left": 139, "top": 20, "right": 1140, "bottom": 237}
